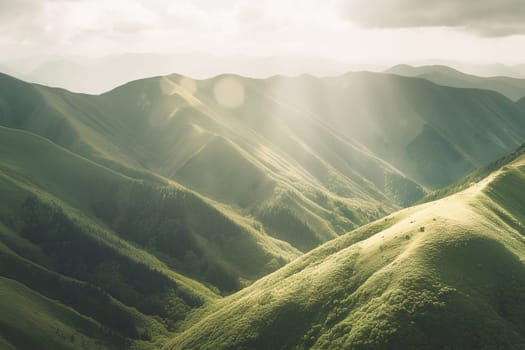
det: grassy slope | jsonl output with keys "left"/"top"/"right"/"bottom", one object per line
{"left": 0, "top": 276, "right": 121, "bottom": 350}
{"left": 0, "top": 125, "right": 298, "bottom": 285}
{"left": 0, "top": 126, "right": 303, "bottom": 348}
{"left": 387, "top": 64, "right": 525, "bottom": 101}
{"left": 166, "top": 152, "right": 525, "bottom": 350}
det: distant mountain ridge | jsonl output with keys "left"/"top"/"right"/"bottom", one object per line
{"left": 1, "top": 53, "right": 381, "bottom": 94}
{"left": 387, "top": 64, "right": 525, "bottom": 101}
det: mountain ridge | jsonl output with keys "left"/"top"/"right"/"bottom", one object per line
{"left": 2, "top": 68, "right": 525, "bottom": 348}
{"left": 387, "top": 64, "right": 525, "bottom": 101}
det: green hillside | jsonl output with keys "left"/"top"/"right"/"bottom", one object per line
{"left": 0, "top": 72, "right": 423, "bottom": 252}
{"left": 261, "top": 72, "right": 525, "bottom": 189}
{"left": 0, "top": 126, "right": 303, "bottom": 348}
{"left": 166, "top": 147, "right": 525, "bottom": 350}
{"left": 2, "top": 69, "right": 525, "bottom": 349}
{"left": 2, "top": 71, "right": 524, "bottom": 253}
{"left": 387, "top": 64, "right": 525, "bottom": 101}
{"left": 0, "top": 276, "right": 125, "bottom": 350}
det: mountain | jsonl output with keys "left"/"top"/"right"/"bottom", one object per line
{"left": 166, "top": 144, "right": 525, "bottom": 350}
{"left": 0, "top": 72, "right": 423, "bottom": 348}
{"left": 387, "top": 64, "right": 525, "bottom": 101}
{"left": 0, "top": 125, "right": 308, "bottom": 348}
{"left": 9, "top": 53, "right": 381, "bottom": 94}
{"left": 0, "top": 126, "right": 216, "bottom": 348}
{"left": 2, "top": 70, "right": 525, "bottom": 253}
{"left": 255, "top": 72, "right": 525, "bottom": 188}
{"left": 397, "top": 61, "right": 525, "bottom": 79}
{"left": 0, "top": 72, "right": 427, "bottom": 253}
{"left": 450, "top": 63, "right": 525, "bottom": 79}
{"left": 1, "top": 69, "right": 525, "bottom": 348}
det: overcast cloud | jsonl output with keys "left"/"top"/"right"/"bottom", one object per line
{"left": 1, "top": 0, "right": 525, "bottom": 69}
{"left": 340, "top": 0, "right": 525, "bottom": 36}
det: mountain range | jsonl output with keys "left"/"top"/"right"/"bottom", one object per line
{"left": 0, "top": 54, "right": 382, "bottom": 94}
{"left": 387, "top": 64, "right": 525, "bottom": 101}
{"left": 4, "top": 53, "right": 525, "bottom": 95}
{"left": 1, "top": 67, "right": 525, "bottom": 349}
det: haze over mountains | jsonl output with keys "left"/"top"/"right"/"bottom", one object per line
{"left": 4, "top": 53, "right": 525, "bottom": 95}
{"left": 387, "top": 64, "right": 525, "bottom": 101}
{"left": 0, "top": 54, "right": 382, "bottom": 94}
{"left": 1, "top": 65, "right": 525, "bottom": 349}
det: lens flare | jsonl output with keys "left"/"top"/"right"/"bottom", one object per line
{"left": 213, "top": 77, "right": 245, "bottom": 109}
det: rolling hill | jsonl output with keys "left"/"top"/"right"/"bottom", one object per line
{"left": 387, "top": 64, "right": 525, "bottom": 101}
{"left": 166, "top": 144, "right": 525, "bottom": 350}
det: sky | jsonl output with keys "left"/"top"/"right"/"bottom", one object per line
{"left": 1, "top": 0, "right": 525, "bottom": 76}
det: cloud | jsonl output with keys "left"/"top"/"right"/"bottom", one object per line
{"left": 3, "top": 0, "right": 525, "bottom": 67}
{"left": 339, "top": 0, "right": 525, "bottom": 36}
{"left": 0, "top": 0, "right": 43, "bottom": 17}
{"left": 0, "top": 0, "right": 158, "bottom": 51}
